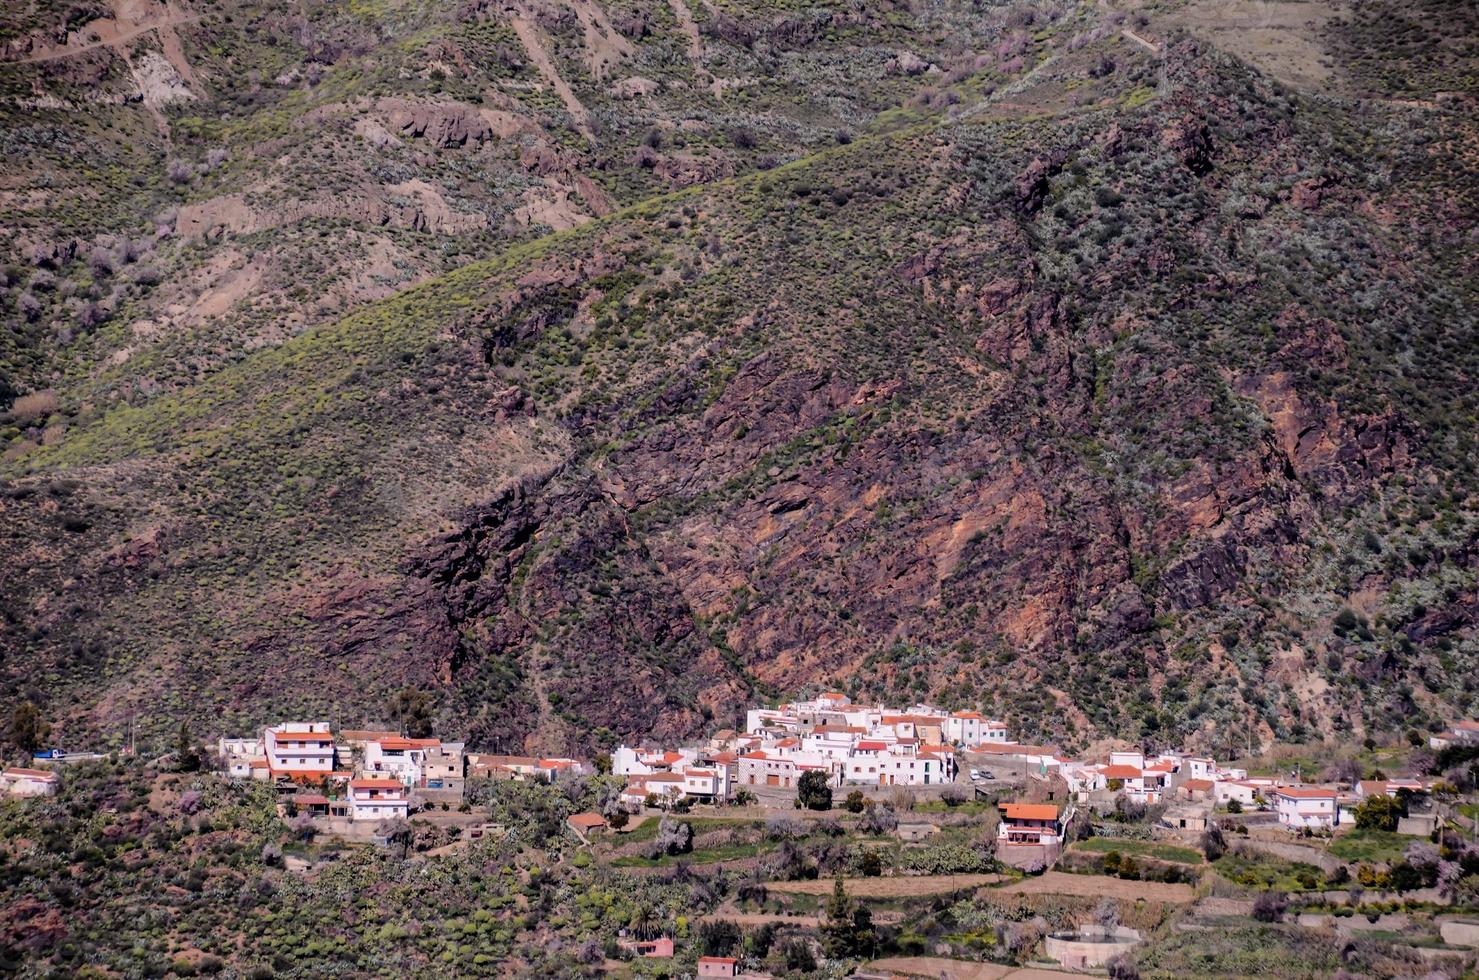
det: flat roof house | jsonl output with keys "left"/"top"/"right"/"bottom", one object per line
{"left": 697, "top": 956, "right": 739, "bottom": 978}
{"left": 1273, "top": 786, "right": 1339, "bottom": 830}
{"left": 348, "top": 778, "right": 409, "bottom": 822}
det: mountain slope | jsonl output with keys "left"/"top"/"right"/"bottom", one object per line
{"left": 2, "top": 1, "right": 1477, "bottom": 756}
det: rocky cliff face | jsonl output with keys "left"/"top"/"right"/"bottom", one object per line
{"left": 1, "top": 1, "right": 1476, "bottom": 755}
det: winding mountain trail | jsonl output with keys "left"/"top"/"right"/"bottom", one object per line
{"left": 666, "top": 0, "right": 716, "bottom": 92}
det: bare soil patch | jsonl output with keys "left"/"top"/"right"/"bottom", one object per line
{"left": 1159, "top": 0, "right": 1341, "bottom": 92}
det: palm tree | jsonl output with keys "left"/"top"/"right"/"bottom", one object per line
{"left": 628, "top": 903, "right": 659, "bottom": 941}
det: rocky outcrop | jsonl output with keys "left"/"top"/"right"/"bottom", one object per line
{"left": 176, "top": 181, "right": 489, "bottom": 239}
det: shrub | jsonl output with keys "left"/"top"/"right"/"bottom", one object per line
{"left": 1353, "top": 795, "right": 1403, "bottom": 832}
{"left": 1201, "top": 824, "right": 1226, "bottom": 861}
{"left": 9, "top": 392, "right": 58, "bottom": 423}
{"left": 844, "top": 790, "right": 866, "bottom": 813}
{"left": 860, "top": 803, "right": 898, "bottom": 835}
{"left": 1252, "top": 891, "right": 1288, "bottom": 923}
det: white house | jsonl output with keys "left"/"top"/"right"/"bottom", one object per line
{"left": 612, "top": 745, "right": 697, "bottom": 777}
{"left": 681, "top": 767, "right": 730, "bottom": 802}
{"left": 364, "top": 736, "right": 441, "bottom": 786}
{"left": 1099, "top": 764, "right": 1167, "bottom": 804}
{"left": 1430, "top": 720, "right": 1479, "bottom": 749}
{"left": 348, "top": 778, "right": 409, "bottom": 821}
{"left": 1356, "top": 778, "right": 1424, "bottom": 799}
{"left": 997, "top": 802, "right": 1068, "bottom": 846}
{"left": 1179, "top": 756, "right": 1215, "bottom": 780}
{"left": 944, "top": 711, "right": 987, "bottom": 746}
{"left": 2, "top": 767, "right": 59, "bottom": 797}
{"left": 1273, "top": 787, "right": 1339, "bottom": 829}
{"left": 1215, "top": 780, "right": 1261, "bottom": 806}
{"left": 218, "top": 736, "right": 264, "bottom": 758}
{"left": 841, "top": 742, "right": 942, "bottom": 786}
{"left": 620, "top": 772, "right": 688, "bottom": 807}
{"left": 263, "top": 722, "right": 337, "bottom": 780}
{"left": 1061, "top": 763, "right": 1108, "bottom": 801}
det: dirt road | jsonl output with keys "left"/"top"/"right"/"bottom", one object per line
{"left": 769, "top": 873, "right": 1004, "bottom": 898}
{"left": 868, "top": 957, "right": 1085, "bottom": 979}
{"left": 995, "top": 870, "right": 1195, "bottom": 903}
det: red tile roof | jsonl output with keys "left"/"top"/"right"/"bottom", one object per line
{"left": 1275, "top": 786, "right": 1336, "bottom": 799}
{"left": 855, "top": 741, "right": 887, "bottom": 751}
{"left": 350, "top": 778, "right": 404, "bottom": 790}
{"left": 1182, "top": 778, "right": 1215, "bottom": 792}
{"left": 568, "top": 812, "right": 606, "bottom": 829}
{"left": 296, "top": 794, "right": 329, "bottom": 805}
{"left": 3, "top": 767, "right": 57, "bottom": 780}
{"left": 1000, "top": 802, "right": 1059, "bottom": 821}
{"left": 1101, "top": 765, "right": 1143, "bottom": 779}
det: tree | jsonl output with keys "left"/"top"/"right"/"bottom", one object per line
{"left": 176, "top": 720, "right": 200, "bottom": 772}
{"left": 388, "top": 687, "right": 434, "bottom": 738}
{"left": 844, "top": 790, "right": 866, "bottom": 813}
{"left": 1106, "top": 954, "right": 1140, "bottom": 980}
{"left": 8, "top": 702, "right": 49, "bottom": 755}
{"left": 797, "top": 770, "right": 832, "bottom": 811}
{"left": 821, "top": 876, "right": 876, "bottom": 958}
{"left": 653, "top": 816, "right": 692, "bottom": 856}
{"left": 594, "top": 753, "right": 612, "bottom": 775}
{"left": 782, "top": 938, "right": 816, "bottom": 972}
{"left": 744, "top": 923, "right": 776, "bottom": 959}
{"left": 607, "top": 809, "right": 629, "bottom": 830}
{"left": 697, "top": 919, "right": 741, "bottom": 957}
{"left": 1322, "top": 757, "right": 1362, "bottom": 787}
{"left": 1353, "top": 795, "right": 1404, "bottom": 832}
{"left": 1226, "top": 798, "right": 1243, "bottom": 814}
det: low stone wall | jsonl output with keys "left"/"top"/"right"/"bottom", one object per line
{"left": 1439, "top": 919, "right": 1479, "bottom": 948}
{"left": 1297, "top": 912, "right": 1411, "bottom": 933}
{"left": 1230, "top": 838, "right": 1342, "bottom": 874}
{"left": 997, "top": 840, "right": 1061, "bottom": 870}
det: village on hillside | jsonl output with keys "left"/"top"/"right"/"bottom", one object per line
{"left": 7, "top": 698, "right": 1479, "bottom": 976}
